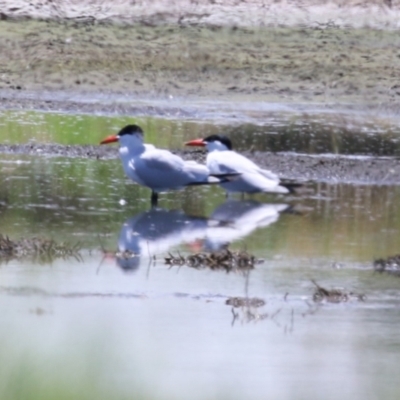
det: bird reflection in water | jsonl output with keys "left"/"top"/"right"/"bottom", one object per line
{"left": 203, "top": 200, "right": 289, "bottom": 251}
{"left": 115, "top": 200, "right": 289, "bottom": 272}
{"left": 116, "top": 208, "right": 208, "bottom": 272}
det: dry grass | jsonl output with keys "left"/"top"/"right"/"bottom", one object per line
{"left": 1, "top": 18, "right": 399, "bottom": 107}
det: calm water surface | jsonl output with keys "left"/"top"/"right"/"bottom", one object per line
{"left": 1, "top": 108, "right": 400, "bottom": 155}
{"left": 0, "top": 111, "right": 400, "bottom": 400}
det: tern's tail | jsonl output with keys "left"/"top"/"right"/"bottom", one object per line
{"left": 188, "top": 172, "right": 241, "bottom": 186}
{"left": 281, "top": 181, "right": 302, "bottom": 194}
{"left": 209, "top": 172, "right": 241, "bottom": 183}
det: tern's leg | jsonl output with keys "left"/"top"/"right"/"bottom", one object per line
{"left": 225, "top": 191, "right": 234, "bottom": 199}
{"left": 151, "top": 191, "right": 158, "bottom": 208}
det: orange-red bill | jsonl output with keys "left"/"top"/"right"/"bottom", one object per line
{"left": 100, "top": 135, "right": 119, "bottom": 145}
{"left": 186, "top": 239, "right": 204, "bottom": 253}
{"left": 185, "top": 139, "right": 206, "bottom": 147}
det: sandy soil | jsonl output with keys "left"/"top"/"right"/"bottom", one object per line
{"left": 0, "top": 2, "right": 400, "bottom": 185}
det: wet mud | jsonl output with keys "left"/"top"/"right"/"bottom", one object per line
{"left": 1, "top": 142, "right": 400, "bottom": 185}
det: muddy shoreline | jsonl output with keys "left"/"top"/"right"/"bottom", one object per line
{"left": 2, "top": 143, "right": 400, "bottom": 185}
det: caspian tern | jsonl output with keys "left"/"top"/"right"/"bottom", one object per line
{"left": 100, "top": 125, "right": 236, "bottom": 206}
{"left": 185, "top": 134, "right": 296, "bottom": 195}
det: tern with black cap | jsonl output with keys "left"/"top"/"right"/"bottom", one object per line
{"left": 185, "top": 134, "right": 298, "bottom": 195}
{"left": 100, "top": 125, "right": 237, "bottom": 206}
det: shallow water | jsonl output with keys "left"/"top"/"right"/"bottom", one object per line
{"left": 0, "top": 111, "right": 400, "bottom": 400}
{"left": 1, "top": 108, "right": 400, "bottom": 155}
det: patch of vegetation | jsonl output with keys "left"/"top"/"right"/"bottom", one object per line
{"left": 164, "top": 247, "right": 263, "bottom": 272}
{"left": 373, "top": 254, "right": 400, "bottom": 276}
{"left": 0, "top": 234, "right": 82, "bottom": 263}
{"left": 311, "top": 280, "right": 365, "bottom": 303}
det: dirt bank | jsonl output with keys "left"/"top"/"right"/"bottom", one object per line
{"left": 1, "top": 18, "right": 400, "bottom": 110}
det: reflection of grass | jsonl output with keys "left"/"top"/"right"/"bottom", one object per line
{"left": 236, "top": 184, "right": 400, "bottom": 262}
{"left": 0, "top": 354, "right": 146, "bottom": 400}
{"left": 0, "top": 110, "right": 220, "bottom": 149}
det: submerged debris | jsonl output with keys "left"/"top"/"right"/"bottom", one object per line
{"left": 373, "top": 255, "right": 400, "bottom": 276}
{"left": 311, "top": 280, "right": 365, "bottom": 303}
{"left": 164, "top": 247, "right": 263, "bottom": 272}
{"left": 0, "top": 234, "right": 82, "bottom": 263}
{"left": 226, "top": 297, "right": 265, "bottom": 308}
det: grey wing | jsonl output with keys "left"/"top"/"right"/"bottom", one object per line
{"left": 184, "top": 160, "right": 210, "bottom": 177}
{"left": 136, "top": 149, "right": 206, "bottom": 188}
{"left": 139, "top": 149, "right": 185, "bottom": 173}
{"left": 207, "top": 155, "right": 236, "bottom": 174}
